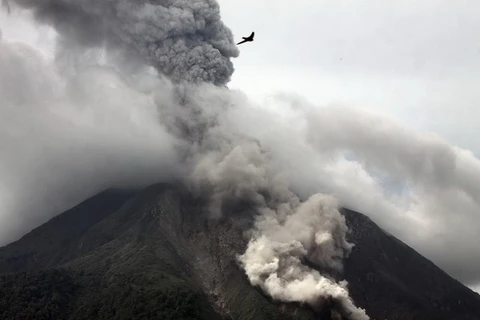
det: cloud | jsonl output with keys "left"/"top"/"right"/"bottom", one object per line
{"left": 0, "top": 34, "right": 183, "bottom": 245}
{"left": 301, "top": 104, "right": 480, "bottom": 285}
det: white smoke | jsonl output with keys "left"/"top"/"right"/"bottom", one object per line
{"left": 184, "top": 107, "right": 370, "bottom": 318}
{"left": 238, "top": 194, "right": 369, "bottom": 319}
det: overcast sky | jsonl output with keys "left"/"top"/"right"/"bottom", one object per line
{"left": 220, "top": 0, "right": 480, "bottom": 156}
{"left": 1, "top": 1, "right": 480, "bottom": 294}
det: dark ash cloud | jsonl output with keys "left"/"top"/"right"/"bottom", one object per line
{"left": 9, "top": 0, "right": 239, "bottom": 85}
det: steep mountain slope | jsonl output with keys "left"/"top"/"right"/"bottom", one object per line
{"left": 342, "top": 209, "right": 480, "bottom": 320}
{"left": 0, "top": 183, "right": 479, "bottom": 320}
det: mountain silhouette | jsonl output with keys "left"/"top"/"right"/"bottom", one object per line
{"left": 1, "top": 183, "right": 479, "bottom": 319}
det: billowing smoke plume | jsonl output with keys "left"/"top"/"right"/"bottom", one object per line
{"left": 238, "top": 194, "right": 369, "bottom": 319}
{"left": 185, "top": 115, "right": 369, "bottom": 318}
{"left": 8, "top": 0, "right": 239, "bottom": 85}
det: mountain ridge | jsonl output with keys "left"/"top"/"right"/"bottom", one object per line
{"left": 1, "top": 182, "right": 479, "bottom": 320}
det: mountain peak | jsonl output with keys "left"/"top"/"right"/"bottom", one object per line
{"left": 1, "top": 183, "right": 479, "bottom": 320}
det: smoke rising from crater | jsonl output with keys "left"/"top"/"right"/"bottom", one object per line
{"left": 185, "top": 118, "right": 370, "bottom": 318}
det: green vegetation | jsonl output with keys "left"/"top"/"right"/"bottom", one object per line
{"left": 0, "top": 267, "right": 221, "bottom": 320}
{"left": 0, "top": 269, "right": 77, "bottom": 320}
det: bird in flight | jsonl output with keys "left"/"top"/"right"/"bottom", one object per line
{"left": 237, "top": 32, "right": 254, "bottom": 45}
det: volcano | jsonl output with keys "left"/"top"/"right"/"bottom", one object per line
{"left": 0, "top": 183, "right": 479, "bottom": 320}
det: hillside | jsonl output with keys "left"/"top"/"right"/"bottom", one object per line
{"left": 0, "top": 183, "right": 479, "bottom": 320}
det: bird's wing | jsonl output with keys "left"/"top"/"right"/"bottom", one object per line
{"left": 250, "top": 32, "right": 255, "bottom": 38}
{"left": 237, "top": 39, "right": 248, "bottom": 45}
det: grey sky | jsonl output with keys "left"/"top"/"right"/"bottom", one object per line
{"left": 220, "top": 0, "right": 480, "bottom": 154}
